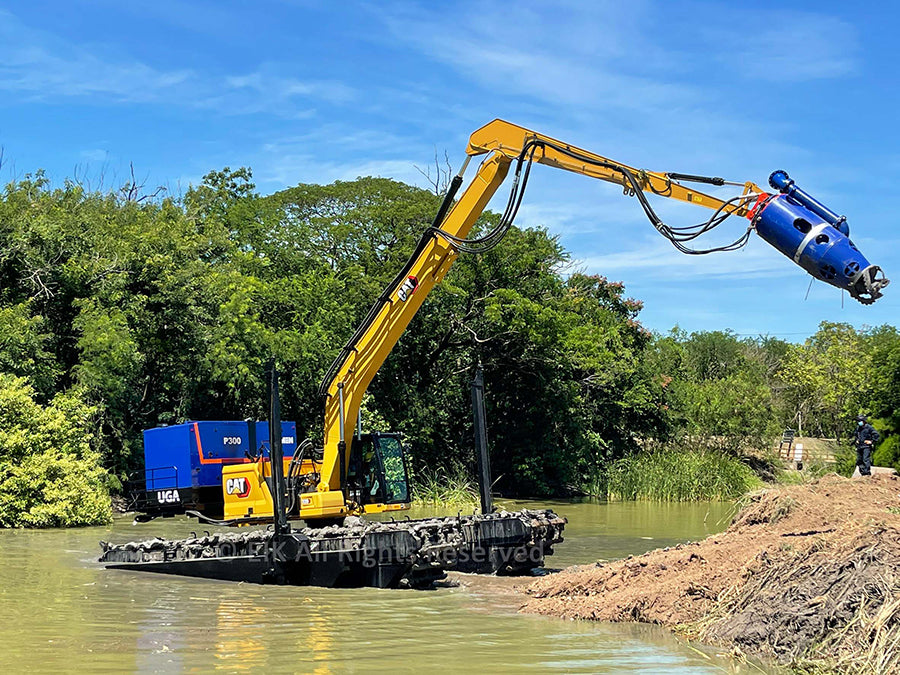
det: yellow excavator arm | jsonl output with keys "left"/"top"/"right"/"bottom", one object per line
{"left": 222, "top": 118, "right": 886, "bottom": 523}
{"left": 315, "top": 120, "right": 760, "bottom": 499}
{"left": 466, "top": 119, "right": 762, "bottom": 208}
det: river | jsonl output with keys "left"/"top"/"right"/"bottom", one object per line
{"left": 0, "top": 500, "right": 778, "bottom": 674}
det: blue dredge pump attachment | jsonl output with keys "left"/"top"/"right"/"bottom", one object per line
{"left": 750, "top": 171, "right": 889, "bottom": 304}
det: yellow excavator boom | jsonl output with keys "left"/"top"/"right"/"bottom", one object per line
{"left": 223, "top": 118, "right": 886, "bottom": 523}
{"left": 314, "top": 120, "right": 758, "bottom": 508}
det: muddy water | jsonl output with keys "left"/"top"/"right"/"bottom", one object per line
{"left": 0, "top": 500, "right": 776, "bottom": 674}
{"left": 536, "top": 499, "right": 739, "bottom": 569}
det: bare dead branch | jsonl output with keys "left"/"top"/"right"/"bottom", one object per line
{"left": 414, "top": 148, "right": 454, "bottom": 196}
{"left": 120, "top": 162, "right": 167, "bottom": 202}
{"left": 26, "top": 269, "right": 54, "bottom": 298}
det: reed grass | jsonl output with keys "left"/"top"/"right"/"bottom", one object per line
{"left": 775, "top": 457, "right": 834, "bottom": 486}
{"left": 601, "top": 445, "right": 761, "bottom": 502}
{"left": 411, "top": 462, "right": 480, "bottom": 508}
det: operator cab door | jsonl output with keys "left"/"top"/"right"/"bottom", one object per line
{"left": 349, "top": 433, "right": 410, "bottom": 506}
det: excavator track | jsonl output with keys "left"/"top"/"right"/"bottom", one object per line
{"left": 100, "top": 508, "right": 565, "bottom": 589}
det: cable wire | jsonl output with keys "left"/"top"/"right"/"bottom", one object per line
{"left": 318, "top": 137, "right": 761, "bottom": 399}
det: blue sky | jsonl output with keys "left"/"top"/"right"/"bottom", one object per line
{"left": 1, "top": 0, "right": 897, "bottom": 339}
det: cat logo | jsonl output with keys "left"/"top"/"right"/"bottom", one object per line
{"left": 226, "top": 477, "right": 251, "bottom": 498}
{"left": 397, "top": 276, "right": 419, "bottom": 302}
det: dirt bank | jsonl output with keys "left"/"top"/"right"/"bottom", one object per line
{"left": 522, "top": 474, "right": 900, "bottom": 672}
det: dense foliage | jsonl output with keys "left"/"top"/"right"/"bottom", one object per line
{"left": 0, "top": 169, "right": 897, "bottom": 523}
{"left": 649, "top": 323, "right": 900, "bottom": 476}
{"left": 0, "top": 374, "right": 110, "bottom": 527}
{"left": 646, "top": 329, "right": 788, "bottom": 453}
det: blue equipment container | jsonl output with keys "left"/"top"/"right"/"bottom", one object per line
{"left": 143, "top": 420, "right": 298, "bottom": 489}
{"left": 135, "top": 420, "right": 297, "bottom": 517}
{"left": 753, "top": 172, "right": 888, "bottom": 304}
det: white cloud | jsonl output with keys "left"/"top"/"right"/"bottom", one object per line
{"left": 252, "top": 123, "right": 465, "bottom": 190}
{"left": 261, "top": 125, "right": 407, "bottom": 155}
{"left": 379, "top": 1, "right": 698, "bottom": 114}
{"left": 516, "top": 198, "right": 645, "bottom": 236}
{"left": 79, "top": 149, "right": 109, "bottom": 162}
{"left": 710, "top": 11, "right": 859, "bottom": 82}
{"left": 575, "top": 235, "right": 798, "bottom": 281}
{"left": 0, "top": 9, "right": 354, "bottom": 116}
{"left": 224, "top": 70, "right": 356, "bottom": 106}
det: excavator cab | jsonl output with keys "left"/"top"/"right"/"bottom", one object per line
{"left": 347, "top": 432, "right": 410, "bottom": 509}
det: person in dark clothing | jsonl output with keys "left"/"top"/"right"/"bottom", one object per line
{"left": 854, "top": 414, "right": 880, "bottom": 476}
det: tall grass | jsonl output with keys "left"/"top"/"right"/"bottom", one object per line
{"left": 602, "top": 445, "right": 761, "bottom": 502}
{"left": 775, "top": 457, "right": 834, "bottom": 485}
{"left": 411, "top": 462, "right": 480, "bottom": 509}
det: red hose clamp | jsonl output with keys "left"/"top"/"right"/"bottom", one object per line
{"left": 746, "top": 192, "right": 772, "bottom": 221}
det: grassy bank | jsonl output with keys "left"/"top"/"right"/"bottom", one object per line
{"left": 594, "top": 445, "right": 762, "bottom": 501}
{"left": 414, "top": 445, "right": 762, "bottom": 507}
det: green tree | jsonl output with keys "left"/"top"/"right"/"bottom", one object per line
{"left": 779, "top": 322, "right": 870, "bottom": 440}
{"left": 0, "top": 302, "right": 59, "bottom": 397}
{"left": 0, "top": 374, "right": 111, "bottom": 527}
{"left": 867, "top": 325, "right": 900, "bottom": 431}
{"left": 268, "top": 180, "right": 665, "bottom": 495}
{"left": 4, "top": 163, "right": 895, "bottom": 515}
{"left": 646, "top": 329, "right": 780, "bottom": 451}
{"left": 372, "top": 225, "right": 665, "bottom": 494}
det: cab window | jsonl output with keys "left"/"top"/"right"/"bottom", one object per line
{"left": 374, "top": 436, "right": 409, "bottom": 504}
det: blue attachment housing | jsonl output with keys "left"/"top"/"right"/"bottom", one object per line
{"left": 769, "top": 170, "right": 849, "bottom": 236}
{"left": 755, "top": 195, "right": 873, "bottom": 295}
{"left": 142, "top": 420, "right": 298, "bottom": 491}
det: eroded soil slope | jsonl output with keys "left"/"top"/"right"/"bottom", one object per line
{"left": 523, "top": 475, "right": 900, "bottom": 668}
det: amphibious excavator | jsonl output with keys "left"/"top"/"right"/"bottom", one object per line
{"left": 101, "top": 119, "right": 889, "bottom": 588}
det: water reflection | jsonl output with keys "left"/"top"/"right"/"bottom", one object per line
{"left": 302, "top": 604, "right": 335, "bottom": 675}
{"left": 213, "top": 598, "right": 267, "bottom": 671}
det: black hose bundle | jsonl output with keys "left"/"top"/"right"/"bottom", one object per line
{"left": 318, "top": 137, "right": 757, "bottom": 399}
{"left": 449, "top": 137, "right": 760, "bottom": 256}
